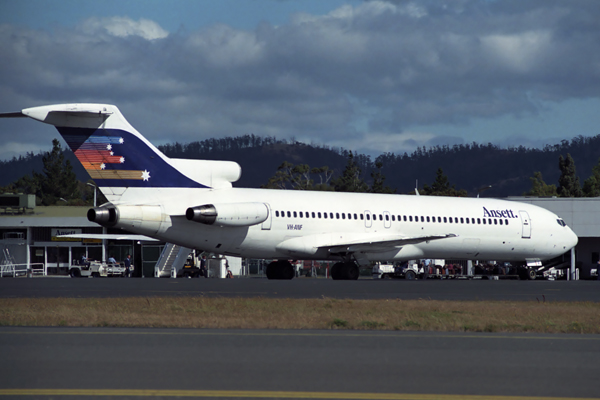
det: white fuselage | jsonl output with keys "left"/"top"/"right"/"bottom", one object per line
{"left": 109, "top": 187, "right": 578, "bottom": 264}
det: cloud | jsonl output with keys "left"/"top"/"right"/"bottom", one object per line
{"left": 1, "top": 1, "right": 600, "bottom": 161}
{"left": 81, "top": 16, "right": 169, "bottom": 40}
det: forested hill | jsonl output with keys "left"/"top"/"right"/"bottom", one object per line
{"left": 2, "top": 133, "right": 600, "bottom": 197}
{"left": 158, "top": 134, "right": 600, "bottom": 197}
{"left": 376, "top": 135, "right": 600, "bottom": 197}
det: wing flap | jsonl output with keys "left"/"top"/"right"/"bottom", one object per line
{"left": 276, "top": 232, "right": 457, "bottom": 256}
{"left": 324, "top": 234, "right": 458, "bottom": 253}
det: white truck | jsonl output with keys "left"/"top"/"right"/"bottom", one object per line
{"left": 372, "top": 260, "right": 445, "bottom": 280}
{"left": 69, "top": 261, "right": 126, "bottom": 278}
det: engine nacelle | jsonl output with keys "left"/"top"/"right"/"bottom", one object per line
{"left": 88, "top": 207, "right": 119, "bottom": 227}
{"left": 88, "top": 205, "right": 163, "bottom": 234}
{"left": 186, "top": 202, "right": 269, "bottom": 227}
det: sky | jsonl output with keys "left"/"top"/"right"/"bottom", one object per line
{"left": 1, "top": 0, "right": 600, "bottom": 161}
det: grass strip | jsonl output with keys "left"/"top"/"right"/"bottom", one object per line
{"left": 1, "top": 297, "right": 599, "bottom": 334}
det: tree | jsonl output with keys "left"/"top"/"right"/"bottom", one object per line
{"left": 421, "top": 168, "right": 467, "bottom": 197}
{"left": 262, "top": 162, "right": 333, "bottom": 191}
{"left": 525, "top": 171, "right": 558, "bottom": 196}
{"left": 7, "top": 139, "right": 82, "bottom": 205}
{"left": 331, "top": 151, "right": 369, "bottom": 193}
{"left": 582, "top": 158, "right": 600, "bottom": 197}
{"left": 369, "top": 161, "right": 395, "bottom": 194}
{"left": 310, "top": 166, "right": 334, "bottom": 191}
{"left": 557, "top": 154, "right": 583, "bottom": 197}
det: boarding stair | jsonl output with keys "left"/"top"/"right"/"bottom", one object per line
{"left": 154, "top": 243, "right": 191, "bottom": 278}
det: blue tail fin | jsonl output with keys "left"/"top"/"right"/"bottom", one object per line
{"left": 20, "top": 104, "right": 208, "bottom": 189}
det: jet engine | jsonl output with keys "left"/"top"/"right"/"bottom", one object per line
{"left": 87, "top": 205, "right": 163, "bottom": 234}
{"left": 186, "top": 202, "right": 269, "bottom": 227}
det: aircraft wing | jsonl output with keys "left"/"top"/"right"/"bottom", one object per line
{"left": 276, "top": 232, "right": 458, "bottom": 256}
{"left": 58, "top": 234, "right": 159, "bottom": 241}
{"left": 323, "top": 233, "right": 458, "bottom": 253}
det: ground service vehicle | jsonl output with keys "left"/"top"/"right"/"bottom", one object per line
{"left": 69, "top": 261, "right": 125, "bottom": 278}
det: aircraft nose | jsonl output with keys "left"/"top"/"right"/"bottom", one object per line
{"left": 566, "top": 227, "right": 578, "bottom": 250}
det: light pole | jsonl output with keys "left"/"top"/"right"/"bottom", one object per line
{"left": 86, "top": 182, "right": 97, "bottom": 207}
{"left": 477, "top": 185, "right": 492, "bottom": 198}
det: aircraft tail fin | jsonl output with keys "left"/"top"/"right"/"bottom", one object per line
{"left": 7, "top": 104, "right": 241, "bottom": 198}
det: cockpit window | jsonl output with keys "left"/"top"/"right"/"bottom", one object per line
{"left": 557, "top": 219, "right": 566, "bottom": 227}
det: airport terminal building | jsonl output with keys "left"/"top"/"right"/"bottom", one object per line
{"left": 0, "top": 199, "right": 163, "bottom": 277}
{"left": 1, "top": 194, "right": 599, "bottom": 278}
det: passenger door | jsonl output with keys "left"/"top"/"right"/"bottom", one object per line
{"left": 519, "top": 210, "right": 531, "bottom": 239}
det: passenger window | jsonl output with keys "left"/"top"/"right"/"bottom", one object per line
{"left": 299, "top": 212, "right": 303, "bottom": 218}
{"left": 392, "top": 215, "right": 395, "bottom": 222}
{"left": 403, "top": 216, "right": 407, "bottom": 222}
{"left": 409, "top": 216, "right": 413, "bottom": 222}
{"left": 287, "top": 211, "right": 291, "bottom": 218}
{"left": 360, "top": 214, "right": 364, "bottom": 220}
{"left": 336, "top": 213, "right": 340, "bottom": 219}
{"left": 466, "top": 218, "right": 469, "bottom": 224}
{"left": 494, "top": 219, "right": 498, "bottom": 225}
{"left": 330, "top": 213, "right": 334, "bottom": 219}
{"left": 505, "top": 219, "right": 509, "bottom": 225}
{"left": 420, "top": 216, "right": 424, "bottom": 222}
{"left": 448, "top": 217, "right": 452, "bottom": 224}
{"left": 317, "top": 212, "right": 321, "bottom": 218}
{"left": 443, "top": 217, "right": 447, "bottom": 223}
{"left": 366, "top": 214, "right": 370, "bottom": 220}
{"left": 354, "top": 213, "right": 358, "bottom": 220}
{"left": 293, "top": 211, "right": 297, "bottom": 218}
{"left": 324, "top": 213, "right": 328, "bottom": 219}
{"left": 438, "top": 217, "right": 441, "bottom": 223}
{"left": 275, "top": 211, "right": 280, "bottom": 217}
{"left": 483, "top": 219, "right": 486, "bottom": 224}
{"left": 460, "top": 218, "right": 464, "bottom": 224}
{"left": 488, "top": 218, "right": 492, "bottom": 224}
{"left": 312, "top": 212, "right": 316, "bottom": 218}
{"left": 426, "top": 216, "right": 430, "bottom": 223}
{"left": 477, "top": 218, "right": 481, "bottom": 224}
{"left": 342, "top": 213, "right": 345, "bottom": 220}
{"left": 386, "top": 215, "right": 389, "bottom": 221}
{"left": 499, "top": 219, "right": 503, "bottom": 225}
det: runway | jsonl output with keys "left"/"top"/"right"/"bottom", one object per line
{"left": 1, "top": 277, "right": 600, "bottom": 302}
{"left": 2, "top": 278, "right": 599, "bottom": 399}
{"left": 1, "top": 327, "right": 598, "bottom": 399}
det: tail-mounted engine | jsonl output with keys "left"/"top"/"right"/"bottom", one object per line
{"left": 87, "top": 205, "right": 163, "bottom": 235}
{"left": 186, "top": 202, "right": 269, "bottom": 227}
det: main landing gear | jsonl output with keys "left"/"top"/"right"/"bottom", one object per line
{"left": 330, "top": 261, "right": 360, "bottom": 280}
{"left": 266, "top": 260, "right": 295, "bottom": 280}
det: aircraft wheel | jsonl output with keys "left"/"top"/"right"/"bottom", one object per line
{"left": 517, "top": 267, "right": 529, "bottom": 280}
{"left": 527, "top": 268, "right": 537, "bottom": 280}
{"left": 404, "top": 270, "right": 416, "bottom": 280}
{"left": 266, "top": 261, "right": 294, "bottom": 280}
{"left": 280, "top": 262, "right": 294, "bottom": 280}
{"left": 331, "top": 263, "right": 343, "bottom": 280}
{"left": 266, "top": 262, "right": 277, "bottom": 279}
{"left": 345, "top": 262, "right": 359, "bottom": 280}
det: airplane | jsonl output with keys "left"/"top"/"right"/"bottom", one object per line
{"left": 1, "top": 103, "right": 578, "bottom": 279}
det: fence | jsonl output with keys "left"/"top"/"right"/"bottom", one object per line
{"left": 0, "top": 263, "right": 46, "bottom": 278}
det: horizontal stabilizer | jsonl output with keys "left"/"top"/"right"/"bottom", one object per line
{"left": 0, "top": 112, "right": 26, "bottom": 118}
